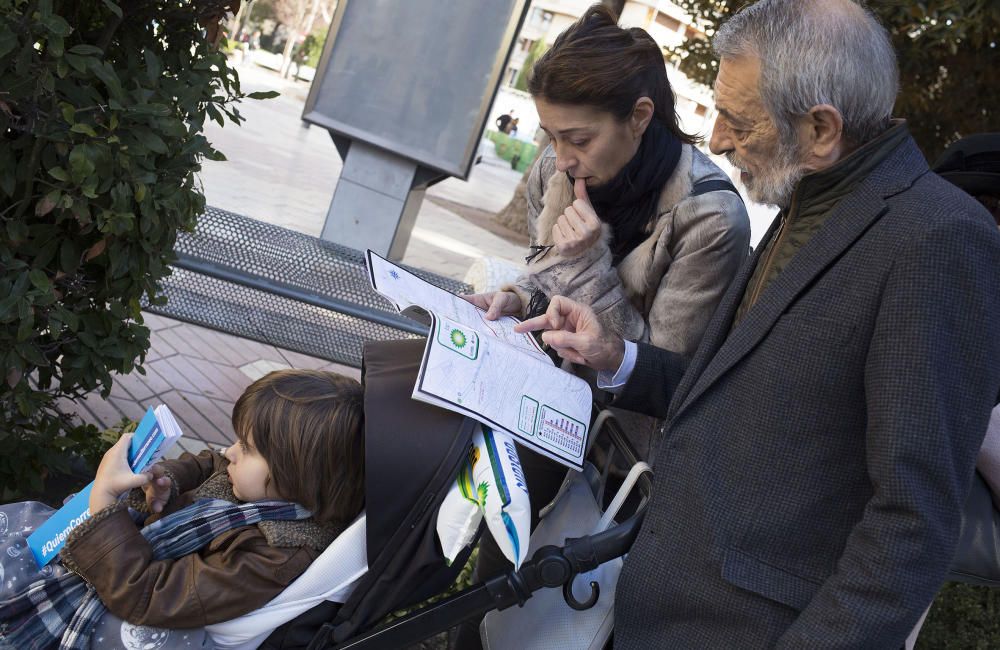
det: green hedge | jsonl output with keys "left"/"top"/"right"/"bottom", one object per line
{"left": 917, "top": 582, "right": 1000, "bottom": 648}
{"left": 485, "top": 130, "right": 538, "bottom": 173}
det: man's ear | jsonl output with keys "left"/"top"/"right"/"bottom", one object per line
{"left": 803, "top": 104, "right": 846, "bottom": 166}
{"left": 631, "top": 97, "right": 655, "bottom": 138}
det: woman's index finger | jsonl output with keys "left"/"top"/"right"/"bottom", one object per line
{"left": 574, "top": 177, "right": 591, "bottom": 204}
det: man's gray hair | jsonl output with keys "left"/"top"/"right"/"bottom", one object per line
{"left": 713, "top": 0, "right": 898, "bottom": 147}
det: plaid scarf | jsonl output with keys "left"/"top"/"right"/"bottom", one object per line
{"left": 0, "top": 498, "right": 311, "bottom": 650}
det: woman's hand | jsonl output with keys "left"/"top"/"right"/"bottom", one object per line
{"left": 463, "top": 291, "right": 523, "bottom": 320}
{"left": 553, "top": 178, "right": 603, "bottom": 257}
{"left": 143, "top": 464, "right": 173, "bottom": 514}
{"left": 90, "top": 433, "right": 152, "bottom": 513}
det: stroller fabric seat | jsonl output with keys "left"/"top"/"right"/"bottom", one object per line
{"left": 205, "top": 513, "right": 368, "bottom": 649}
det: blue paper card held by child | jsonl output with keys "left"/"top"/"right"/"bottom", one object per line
{"left": 27, "top": 405, "right": 183, "bottom": 568}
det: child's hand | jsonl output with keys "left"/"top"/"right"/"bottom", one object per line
{"left": 90, "top": 434, "right": 152, "bottom": 513}
{"left": 143, "top": 464, "right": 173, "bottom": 514}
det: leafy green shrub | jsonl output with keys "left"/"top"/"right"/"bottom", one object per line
{"left": 300, "top": 26, "right": 327, "bottom": 69}
{"left": 0, "top": 0, "right": 274, "bottom": 499}
{"left": 917, "top": 582, "right": 1000, "bottom": 649}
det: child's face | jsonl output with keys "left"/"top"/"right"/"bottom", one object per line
{"left": 224, "top": 433, "right": 280, "bottom": 502}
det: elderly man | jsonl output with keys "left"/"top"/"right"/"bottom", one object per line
{"left": 516, "top": 0, "right": 1000, "bottom": 647}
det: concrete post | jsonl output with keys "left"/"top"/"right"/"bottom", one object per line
{"left": 320, "top": 141, "right": 427, "bottom": 260}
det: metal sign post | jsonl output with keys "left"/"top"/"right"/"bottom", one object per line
{"left": 319, "top": 139, "right": 443, "bottom": 259}
{"left": 303, "top": 0, "right": 529, "bottom": 259}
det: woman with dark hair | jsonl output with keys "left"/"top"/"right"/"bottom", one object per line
{"left": 469, "top": 4, "right": 749, "bottom": 466}
{"left": 470, "top": 4, "right": 749, "bottom": 370}
{"left": 456, "top": 6, "right": 749, "bottom": 647}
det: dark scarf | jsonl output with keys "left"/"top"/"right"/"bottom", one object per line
{"left": 574, "top": 119, "right": 681, "bottom": 264}
{"left": 525, "top": 121, "right": 681, "bottom": 320}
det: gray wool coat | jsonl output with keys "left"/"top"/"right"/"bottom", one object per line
{"left": 611, "top": 133, "right": 1000, "bottom": 648}
{"left": 506, "top": 143, "right": 751, "bottom": 358}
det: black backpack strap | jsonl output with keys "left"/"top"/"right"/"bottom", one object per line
{"left": 691, "top": 179, "right": 744, "bottom": 204}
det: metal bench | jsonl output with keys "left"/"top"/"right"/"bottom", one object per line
{"left": 149, "top": 207, "right": 471, "bottom": 368}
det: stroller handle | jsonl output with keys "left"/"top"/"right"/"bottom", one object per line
{"left": 324, "top": 510, "right": 645, "bottom": 650}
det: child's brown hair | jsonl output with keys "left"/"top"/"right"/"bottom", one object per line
{"left": 231, "top": 369, "right": 365, "bottom": 524}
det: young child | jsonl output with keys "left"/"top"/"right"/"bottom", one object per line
{"left": 3, "top": 369, "right": 365, "bottom": 642}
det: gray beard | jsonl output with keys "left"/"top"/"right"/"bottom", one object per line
{"left": 729, "top": 142, "right": 806, "bottom": 208}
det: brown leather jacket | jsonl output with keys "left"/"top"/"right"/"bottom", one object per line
{"left": 61, "top": 450, "right": 339, "bottom": 628}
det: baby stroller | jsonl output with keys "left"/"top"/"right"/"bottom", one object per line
{"left": 0, "top": 339, "right": 647, "bottom": 649}
{"left": 250, "top": 338, "right": 653, "bottom": 650}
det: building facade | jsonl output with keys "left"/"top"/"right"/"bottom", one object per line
{"left": 500, "top": 0, "right": 716, "bottom": 140}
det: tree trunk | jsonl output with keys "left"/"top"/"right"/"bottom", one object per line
{"left": 300, "top": 0, "right": 324, "bottom": 42}
{"left": 492, "top": 140, "right": 546, "bottom": 236}
{"left": 226, "top": 2, "right": 246, "bottom": 40}
{"left": 280, "top": 0, "right": 325, "bottom": 77}
{"left": 238, "top": 5, "right": 253, "bottom": 39}
{"left": 280, "top": 36, "right": 297, "bottom": 77}
{"left": 493, "top": 167, "right": 531, "bottom": 235}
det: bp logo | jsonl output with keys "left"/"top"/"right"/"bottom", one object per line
{"left": 439, "top": 321, "right": 479, "bottom": 359}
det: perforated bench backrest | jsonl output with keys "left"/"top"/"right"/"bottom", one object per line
{"left": 149, "top": 207, "right": 472, "bottom": 367}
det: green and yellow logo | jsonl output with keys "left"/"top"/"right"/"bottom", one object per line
{"left": 438, "top": 321, "right": 479, "bottom": 359}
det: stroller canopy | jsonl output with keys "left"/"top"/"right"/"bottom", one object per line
{"left": 335, "top": 339, "right": 477, "bottom": 641}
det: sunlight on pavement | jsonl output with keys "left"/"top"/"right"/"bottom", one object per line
{"left": 410, "top": 228, "right": 488, "bottom": 260}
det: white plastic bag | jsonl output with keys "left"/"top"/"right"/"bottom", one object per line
{"left": 481, "top": 459, "right": 651, "bottom": 650}
{"left": 475, "top": 426, "right": 531, "bottom": 569}
{"left": 435, "top": 425, "right": 531, "bottom": 568}
{"left": 436, "top": 438, "right": 485, "bottom": 565}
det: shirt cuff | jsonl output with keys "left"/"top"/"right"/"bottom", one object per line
{"left": 596, "top": 340, "right": 637, "bottom": 395}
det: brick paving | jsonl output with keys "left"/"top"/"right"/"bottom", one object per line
{"left": 69, "top": 311, "right": 360, "bottom": 457}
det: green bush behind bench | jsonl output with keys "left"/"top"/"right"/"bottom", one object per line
{"left": 0, "top": 0, "right": 267, "bottom": 499}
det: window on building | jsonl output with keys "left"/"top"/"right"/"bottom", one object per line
{"left": 656, "top": 12, "right": 682, "bottom": 32}
{"left": 531, "top": 8, "right": 554, "bottom": 27}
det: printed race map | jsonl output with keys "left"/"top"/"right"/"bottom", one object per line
{"left": 416, "top": 316, "right": 591, "bottom": 468}
{"left": 367, "top": 251, "right": 549, "bottom": 361}
{"left": 367, "top": 251, "right": 593, "bottom": 469}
